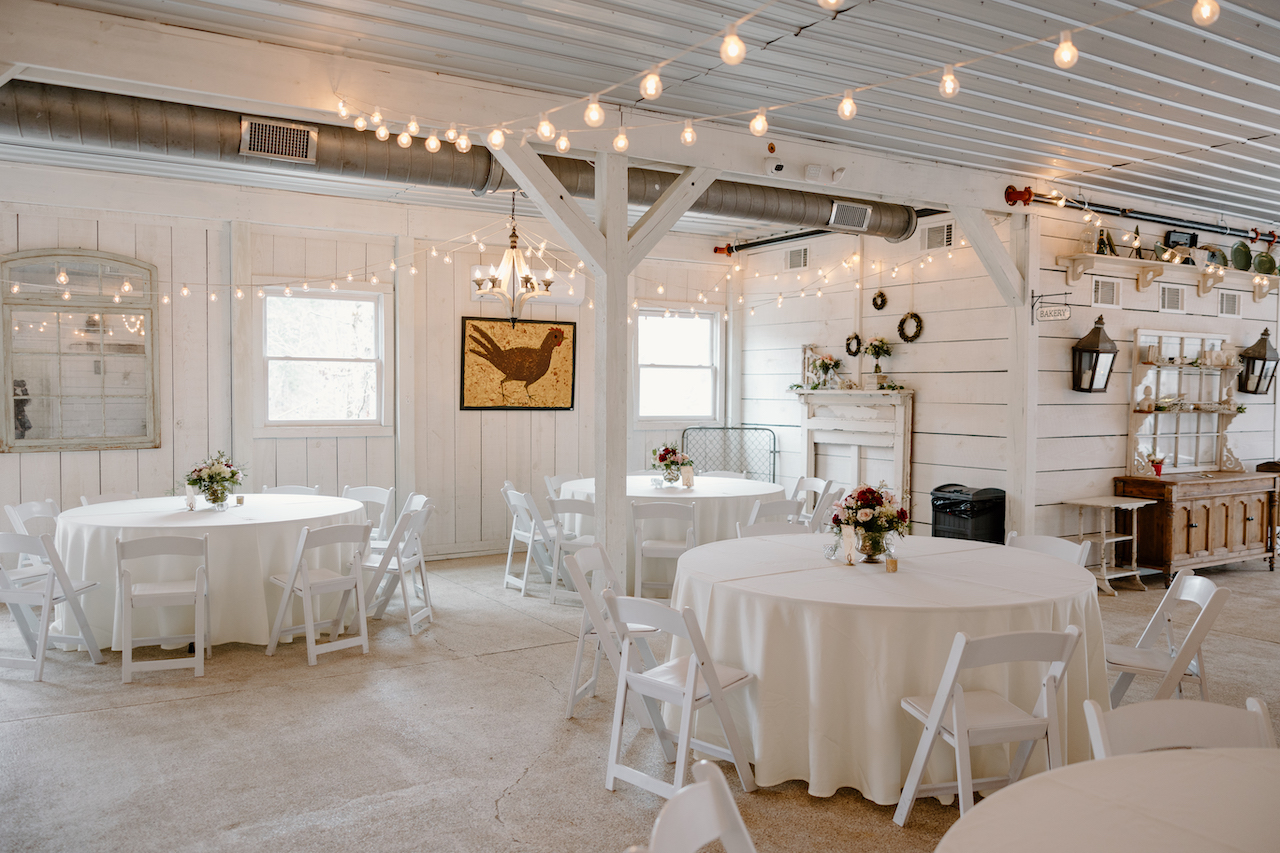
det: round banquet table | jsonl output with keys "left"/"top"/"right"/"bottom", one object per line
{"left": 669, "top": 533, "right": 1110, "bottom": 803}
{"left": 560, "top": 475, "right": 786, "bottom": 593}
{"left": 55, "top": 494, "right": 366, "bottom": 648}
{"left": 934, "top": 748, "right": 1280, "bottom": 853}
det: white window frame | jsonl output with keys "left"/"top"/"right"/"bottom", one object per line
{"left": 633, "top": 307, "right": 723, "bottom": 427}
{"left": 252, "top": 278, "right": 393, "bottom": 438}
{"left": 1, "top": 249, "right": 160, "bottom": 452}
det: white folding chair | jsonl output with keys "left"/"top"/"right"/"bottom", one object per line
{"left": 1006, "top": 531, "right": 1090, "bottom": 566}
{"left": 261, "top": 484, "right": 321, "bottom": 495}
{"left": 1106, "top": 569, "right": 1230, "bottom": 706}
{"left": 5, "top": 498, "right": 61, "bottom": 574}
{"left": 1084, "top": 697, "right": 1275, "bottom": 758}
{"left": 802, "top": 481, "right": 842, "bottom": 531}
{"left": 81, "top": 491, "right": 140, "bottom": 506}
{"left": 341, "top": 484, "right": 395, "bottom": 540}
{"left": 893, "top": 625, "right": 1082, "bottom": 826}
{"left": 266, "top": 522, "right": 372, "bottom": 666}
{"left": 699, "top": 470, "right": 746, "bottom": 479}
{"left": 563, "top": 543, "right": 660, "bottom": 719}
{"left": 547, "top": 496, "right": 597, "bottom": 605}
{"left": 745, "top": 498, "right": 805, "bottom": 526}
{"left": 602, "top": 589, "right": 757, "bottom": 798}
{"left": 370, "top": 493, "right": 427, "bottom": 554}
{"left": 501, "top": 481, "right": 546, "bottom": 587}
{"left": 632, "top": 501, "right": 696, "bottom": 601}
{"left": 362, "top": 502, "right": 434, "bottom": 635}
{"left": 115, "top": 534, "right": 211, "bottom": 683}
{"left": 736, "top": 520, "right": 812, "bottom": 538}
{"left": 503, "top": 491, "right": 556, "bottom": 596}
{"left": 544, "top": 472, "right": 584, "bottom": 503}
{"left": 0, "top": 532, "right": 103, "bottom": 681}
{"left": 790, "top": 477, "right": 832, "bottom": 526}
{"left": 626, "top": 760, "right": 758, "bottom": 853}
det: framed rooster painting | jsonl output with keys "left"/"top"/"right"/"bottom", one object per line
{"left": 460, "top": 317, "right": 576, "bottom": 410}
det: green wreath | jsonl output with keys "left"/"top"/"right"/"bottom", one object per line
{"left": 872, "top": 290, "right": 887, "bottom": 311}
{"left": 845, "top": 333, "right": 862, "bottom": 357}
{"left": 898, "top": 312, "right": 923, "bottom": 342}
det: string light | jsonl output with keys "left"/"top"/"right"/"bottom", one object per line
{"left": 720, "top": 25, "right": 746, "bottom": 64}
{"left": 536, "top": 114, "right": 555, "bottom": 142}
{"left": 838, "top": 90, "right": 856, "bottom": 120}
{"left": 939, "top": 65, "right": 960, "bottom": 98}
{"left": 354, "top": 116, "right": 368, "bottom": 132}
{"left": 389, "top": 261, "right": 396, "bottom": 271}
{"left": 445, "top": 123, "right": 459, "bottom": 143}
{"left": 1192, "top": 0, "right": 1220, "bottom": 26}
{"left": 396, "top": 131, "right": 412, "bottom": 148}
{"left": 818, "top": 0, "right": 840, "bottom": 8}
{"left": 487, "top": 128, "right": 505, "bottom": 150}
{"left": 410, "top": 265, "right": 418, "bottom": 275}
{"left": 370, "top": 275, "right": 379, "bottom": 285}
{"left": 337, "top": 100, "right": 348, "bottom": 118}
{"left": 235, "top": 288, "right": 245, "bottom": 300}
{"left": 257, "top": 288, "right": 264, "bottom": 299}
{"left": 209, "top": 290, "right": 218, "bottom": 302}
{"left": 680, "top": 120, "right": 697, "bottom": 146}
{"left": 61, "top": 290, "right": 71, "bottom": 300}
{"left": 302, "top": 281, "right": 310, "bottom": 291}
{"left": 657, "top": 284, "right": 665, "bottom": 294}
{"left": 121, "top": 280, "right": 132, "bottom": 293}
{"left": 640, "top": 69, "right": 663, "bottom": 100}
{"left": 425, "top": 131, "right": 441, "bottom": 153}
{"left": 161, "top": 294, "right": 170, "bottom": 304}
{"left": 584, "top": 97, "right": 605, "bottom": 128}
{"left": 555, "top": 133, "right": 571, "bottom": 153}
{"left": 455, "top": 132, "right": 472, "bottom": 153}
{"left": 749, "top": 109, "right": 768, "bottom": 136}
{"left": 330, "top": 281, "right": 338, "bottom": 291}
{"left": 371, "top": 106, "right": 383, "bottom": 124}
{"left": 8, "top": 283, "right": 16, "bottom": 293}
{"left": 407, "top": 117, "right": 419, "bottom": 136}
{"left": 1054, "top": 31, "right": 1079, "bottom": 69}
{"left": 375, "top": 125, "right": 390, "bottom": 141}
{"left": 347, "top": 273, "right": 354, "bottom": 281}
{"left": 283, "top": 285, "right": 292, "bottom": 296}
{"left": 56, "top": 270, "right": 69, "bottom": 285}
{"left": 613, "top": 129, "right": 629, "bottom": 152}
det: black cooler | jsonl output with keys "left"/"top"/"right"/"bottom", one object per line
{"left": 930, "top": 483, "right": 1006, "bottom": 544}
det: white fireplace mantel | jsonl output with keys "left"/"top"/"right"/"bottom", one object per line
{"left": 793, "top": 389, "right": 913, "bottom": 498}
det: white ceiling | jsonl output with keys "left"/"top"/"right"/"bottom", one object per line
{"left": 20, "top": 0, "right": 1280, "bottom": 227}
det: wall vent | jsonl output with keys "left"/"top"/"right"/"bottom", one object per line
{"left": 239, "top": 117, "right": 318, "bottom": 164}
{"left": 1092, "top": 278, "right": 1121, "bottom": 308}
{"left": 1219, "top": 290, "right": 1241, "bottom": 317}
{"left": 1159, "top": 284, "right": 1186, "bottom": 313}
{"left": 784, "top": 246, "right": 809, "bottom": 270}
{"left": 828, "top": 202, "right": 871, "bottom": 231}
{"left": 923, "top": 222, "right": 953, "bottom": 250}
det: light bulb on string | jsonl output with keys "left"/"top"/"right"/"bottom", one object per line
{"left": 750, "top": 307, "right": 755, "bottom": 316}
{"left": 487, "top": 128, "right": 505, "bottom": 150}
{"left": 777, "top": 293, "right": 783, "bottom": 308}
{"left": 9, "top": 284, "right": 17, "bottom": 294}
{"left": 584, "top": 97, "right": 605, "bottom": 127}
{"left": 389, "top": 261, "right": 396, "bottom": 271}
{"left": 613, "top": 129, "right": 629, "bottom": 152}
{"left": 407, "top": 117, "right": 419, "bottom": 136}
{"left": 444, "top": 123, "right": 459, "bottom": 143}
{"left": 302, "top": 281, "right": 310, "bottom": 291}
{"left": 720, "top": 26, "right": 745, "bottom": 65}
{"left": 1054, "top": 31, "right": 1079, "bottom": 69}
{"left": 180, "top": 285, "right": 190, "bottom": 297}
{"left": 680, "top": 120, "right": 697, "bottom": 146}
{"left": 375, "top": 125, "right": 390, "bottom": 141}
{"left": 371, "top": 107, "right": 382, "bottom": 125}
{"left": 657, "top": 284, "right": 665, "bottom": 295}
{"left": 61, "top": 290, "right": 71, "bottom": 300}
{"left": 162, "top": 294, "right": 170, "bottom": 304}
{"left": 283, "top": 286, "right": 292, "bottom": 297}
{"left": 1192, "top": 0, "right": 1220, "bottom": 26}
{"left": 838, "top": 90, "right": 856, "bottom": 120}
{"left": 337, "top": 99, "right": 348, "bottom": 118}
{"left": 425, "top": 132, "right": 441, "bottom": 153}
{"left": 640, "top": 69, "right": 663, "bottom": 100}
{"left": 396, "top": 131, "right": 412, "bottom": 147}
{"left": 354, "top": 116, "right": 368, "bottom": 132}
{"left": 555, "top": 133, "right": 571, "bottom": 153}
{"left": 209, "top": 290, "right": 217, "bottom": 302}
{"left": 57, "top": 269, "right": 69, "bottom": 285}
{"left": 1056, "top": 196, "right": 1066, "bottom": 207}
{"left": 443, "top": 255, "right": 452, "bottom": 265}
{"left": 939, "top": 65, "right": 960, "bottom": 98}
{"left": 370, "top": 275, "right": 378, "bottom": 285}
{"left": 749, "top": 109, "right": 768, "bottom": 136}
{"left": 536, "top": 114, "right": 555, "bottom": 142}
{"left": 256, "top": 288, "right": 264, "bottom": 299}
{"left": 347, "top": 273, "right": 354, "bottom": 281}
{"left": 818, "top": 0, "right": 840, "bottom": 8}
{"left": 410, "top": 265, "right": 417, "bottom": 275}
{"left": 455, "top": 132, "right": 472, "bottom": 153}
{"left": 330, "top": 281, "right": 338, "bottom": 291}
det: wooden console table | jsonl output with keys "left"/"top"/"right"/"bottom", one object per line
{"left": 1062, "top": 495, "right": 1157, "bottom": 595}
{"left": 1113, "top": 471, "right": 1278, "bottom": 583}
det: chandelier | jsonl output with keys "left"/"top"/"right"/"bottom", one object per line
{"left": 471, "top": 195, "right": 554, "bottom": 326}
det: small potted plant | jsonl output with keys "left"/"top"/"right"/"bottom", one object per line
{"left": 866, "top": 337, "right": 893, "bottom": 374}
{"left": 1145, "top": 450, "right": 1166, "bottom": 477}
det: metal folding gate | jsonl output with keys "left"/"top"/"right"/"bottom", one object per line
{"left": 681, "top": 427, "right": 778, "bottom": 484}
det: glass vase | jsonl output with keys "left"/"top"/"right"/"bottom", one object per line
{"left": 856, "top": 530, "right": 887, "bottom": 563}
{"left": 662, "top": 467, "right": 680, "bottom": 485}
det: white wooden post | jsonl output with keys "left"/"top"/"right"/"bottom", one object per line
{"left": 1009, "top": 213, "right": 1039, "bottom": 537}
{"left": 229, "top": 220, "right": 254, "bottom": 484}
{"left": 394, "top": 234, "right": 416, "bottom": 513}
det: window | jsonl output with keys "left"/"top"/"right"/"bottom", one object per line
{"left": 1, "top": 250, "right": 158, "bottom": 452}
{"left": 635, "top": 311, "right": 718, "bottom": 421}
{"left": 254, "top": 286, "right": 391, "bottom": 435}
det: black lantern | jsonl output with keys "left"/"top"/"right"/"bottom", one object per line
{"left": 1071, "top": 315, "right": 1118, "bottom": 393}
{"left": 1238, "top": 328, "right": 1279, "bottom": 395}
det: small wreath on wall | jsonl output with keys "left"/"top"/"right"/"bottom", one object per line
{"left": 898, "top": 312, "right": 923, "bottom": 342}
{"left": 871, "top": 290, "right": 888, "bottom": 311}
{"left": 845, "top": 333, "right": 862, "bottom": 357}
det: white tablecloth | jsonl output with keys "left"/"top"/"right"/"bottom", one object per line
{"left": 55, "top": 495, "right": 366, "bottom": 647}
{"left": 935, "top": 748, "right": 1280, "bottom": 853}
{"left": 670, "top": 533, "right": 1110, "bottom": 802}
{"left": 560, "top": 475, "right": 786, "bottom": 592}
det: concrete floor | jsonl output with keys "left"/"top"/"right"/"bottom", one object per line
{"left": 1, "top": 554, "right": 1276, "bottom": 853}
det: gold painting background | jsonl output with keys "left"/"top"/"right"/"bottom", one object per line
{"left": 461, "top": 317, "right": 576, "bottom": 409}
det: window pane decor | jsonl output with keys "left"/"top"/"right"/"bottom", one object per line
{"left": 636, "top": 312, "right": 717, "bottom": 420}
{"left": 263, "top": 295, "right": 380, "bottom": 422}
{"left": 1133, "top": 330, "right": 1229, "bottom": 472}
{"left": 1, "top": 250, "right": 158, "bottom": 451}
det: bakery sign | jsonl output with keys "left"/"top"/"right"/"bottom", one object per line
{"left": 1036, "top": 304, "right": 1071, "bottom": 322}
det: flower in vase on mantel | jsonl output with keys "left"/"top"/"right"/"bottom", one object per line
{"left": 812, "top": 353, "right": 842, "bottom": 387}
{"left": 187, "top": 451, "right": 244, "bottom": 508}
{"left": 652, "top": 443, "right": 693, "bottom": 484}
{"left": 865, "top": 337, "right": 893, "bottom": 373}
{"left": 831, "top": 482, "right": 909, "bottom": 562}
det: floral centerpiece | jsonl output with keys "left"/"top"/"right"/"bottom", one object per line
{"left": 187, "top": 451, "right": 244, "bottom": 510}
{"left": 812, "top": 352, "right": 842, "bottom": 388}
{"left": 830, "top": 482, "right": 909, "bottom": 563}
{"left": 652, "top": 443, "right": 693, "bottom": 485}
{"left": 866, "top": 337, "right": 893, "bottom": 373}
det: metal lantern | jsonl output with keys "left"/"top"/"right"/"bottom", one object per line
{"left": 1071, "top": 315, "right": 1118, "bottom": 393}
{"left": 1238, "top": 328, "right": 1279, "bottom": 395}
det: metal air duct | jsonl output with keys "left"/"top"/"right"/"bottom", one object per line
{"left": 0, "top": 80, "right": 916, "bottom": 242}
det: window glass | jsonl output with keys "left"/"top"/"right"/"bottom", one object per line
{"left": 636, "top": 311, "right": 717, "bottom": 420}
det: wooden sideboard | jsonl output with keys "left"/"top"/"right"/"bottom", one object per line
{"left": 1114, "top": 472, "right": 1278, "bottom": 582}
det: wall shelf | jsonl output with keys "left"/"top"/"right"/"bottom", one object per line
{"left": 1055, "top": 252, "right": 1270, "bottom": 300}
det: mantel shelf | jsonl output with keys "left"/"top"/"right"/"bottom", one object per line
{"left": 1055, "top": 252, "right": 1274, "bottom": 301}
{"left": 792, "top": 389, "right": 914, "bottom": 401}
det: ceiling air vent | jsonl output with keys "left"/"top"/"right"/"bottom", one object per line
{"left": 1159, "top": 283, "right": 1185, "bottom": 313}
{"left": 239, "top": 117, "right": 318, "bottom": 164}
{"left": 923, "top": 222, "right": 953, "bottom": 250}
{"left": 1092, "top": 278, "right": 1120, "bottom": 308}
{"left": 784, "top": 246, "right": 809, "bottom": 270}
{"left": 1219, "top": 290, "right": 1241, "bottom": 317}
{"left": 828, "top": 201, "right": 871, "bottom": 231}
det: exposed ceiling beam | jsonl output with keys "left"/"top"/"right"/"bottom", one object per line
{"left": 0, "top": 64, "right": 23, "bottom": 88}
{"left": 626, "top": 166, "right": 721, "bottom": 271}
{"left": 951, "top": 207, "right": 1025, "bottom": 308}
